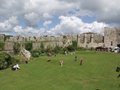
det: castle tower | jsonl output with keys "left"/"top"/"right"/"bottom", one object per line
{"left": 104, "top": 27, "right": 120, "bottom": 48}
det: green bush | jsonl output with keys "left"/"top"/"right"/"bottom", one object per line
{"left": 40, "top": 52, "right": 46, "bottom": 56}
{"left": 67, "top": 45, "right": 75, "bottom": 52}
{"left": 53, "top": 46, "right": 62, "bottom": 54}
{"left": 0, "top": 42, "right": 5, "bottom": 51}
{"left": 0, "top": 53, "right": 10, "bottom": 69}
{"left": 72, "top": 41, "right": 77, "bottom": 49}
{"left": 31, "top": 49, "right": 47, "bottom": 57}
{"left": 13, "top": 42, "right": 21, "bottom": 54}
{"left": 0, "top": 52, "right": 19, "bottom": 70}
{"left": 31, "top": 50, "right": 41, "bottom": 57}
{"left": 40, "top": 42, "right": 44, "bottom": 50}
{"left": 25, "top": 42, "right": 33, "bottom": 51}
{"left": 40, "top": 42, "right": 46, "bottom": 53}
{"left": 45, "top": 48, "right": 52, "bottom": 53}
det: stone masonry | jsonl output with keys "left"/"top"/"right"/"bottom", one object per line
{"left": 1, "top": 27, "right": 120, "bottom": 51}
{"left": 77, "top": 32, "right": 104, "bottom": 48}
{"left": 104, "top": 27, "right": 120, "bottom": 48}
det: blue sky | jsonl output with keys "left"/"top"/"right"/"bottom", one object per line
{"left": 0, "top": 0, "right": 119, "bottom": 36}
{"left": 81, "top": 16, "right": 96, "bottom": 23}
{"left": 19, "top": 15, "right": 96, "bottom": 28}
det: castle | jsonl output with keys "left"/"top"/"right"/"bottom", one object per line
{"left": 77, "top": 27, "right": 120, "bottom": 48}
{"left": 0, "top": 27, "right": 120, "bottom": 51}
{"left": 0, "top": 34, "right": 74, "bottom": 52}
{"left": 104, "top": 27, "right": 120, "bottom": 48}
{"left": 77, "top": 32, "right": 104, "bottom": 48}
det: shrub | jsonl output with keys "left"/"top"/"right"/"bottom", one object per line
{"left": 40, "top": 42, "right": 44, "bottom": 50}
{"left": 31, "top": 50, "right": 40, "bottom": 57}
{"left": 45, "top": 47, "right": 52, "bottom": 53}
{"left": 40, "top": 52, "right": 46, "bottom": 56}
{"left": 67, "top": 45, "right": 75, "bottom": 52}
{"left": 13, "top": 42, "right": 21, "bottom": 54}
{"left": 25, "top": 42, "right": 33, "bottom": 51}
{"left": 63, "top": 41, "right": 77, "bottom": 52}
{"left": 0, "top": 52, "right": 19, "bottom": 70}
{"left": 31, "top": 49, "right": 47, "bottom": 57}
{"left": 0, "top": 42, "right": 5, "bottom": 51}
{"left": 40, "top": 42, "right": 45, "bottom": 53}
{"left": 0, "top": 53, "right": 10, "bottom": 69}
{"left": 72, "top": 41, "right": 77, "bottom": 49}
{"left": 53, "top": 46, "right": 62, "bottom": 54}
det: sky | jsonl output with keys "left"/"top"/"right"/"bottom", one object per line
{"left": 0, "top": 0, "right": 120, "bottom": 36}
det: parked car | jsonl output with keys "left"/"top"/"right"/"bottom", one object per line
{"left": 113, "top": 47, "right": 120, "bottom": 53}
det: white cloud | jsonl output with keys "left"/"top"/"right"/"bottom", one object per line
{"left": 0, "top": 0, "right": 119, "bottom": 36}
{"left": 0, "top": 0, "right": 120, "bottom": 24}
{"left": 0, "top": 16, "right": 107, "bottom": 36}
{"left": 43, "top": 20, "right": 52, "bottom": 27}
{"left": 0, "top": 0, "right": 75, "bottom": 24}
{"left": 49, "top": 16, "right": 108, "bottom": 35}
{"left": 13, "top": 26, "right": 46, "bottom": 36}
{"left": 24, "top": 12, "right": 39, "bottom": 26}
{"left": 62, "top": 0, "right": 120, "bottom": 23}
{"left": 0, "top": 16, "right": 18, "bottom": 32}
{"left": 0, "top": 0, "right": 120, "bottom": 23}
{"left": 43, "top": 13, "right": 52, "bottom": 19}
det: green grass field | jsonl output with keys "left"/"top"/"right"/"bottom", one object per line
{"left": 0, "top": 51, "right": 120, "bottom": 90}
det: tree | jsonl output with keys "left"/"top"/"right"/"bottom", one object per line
{"left": 0, "top": 41, "right": 5, "bottom": 51}
{"left": 72, "top": 41, "right": 77, "bottom": 49}
{"left": 0, "top": 52, "right": 19, "bottom": 70}
{"left": 25, "top": 42, "right": 33, "bottom": 51}
{"left": 13, "top": 42, "right": 21, "bottom": 54}
{"left": 40, "top": 42, "right": 45, "bottom": 53}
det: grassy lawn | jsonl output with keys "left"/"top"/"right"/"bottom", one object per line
{"left": 0, "top": 51, "right": 120, "bottom": 90}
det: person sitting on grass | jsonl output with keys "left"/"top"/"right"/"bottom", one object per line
{"left": 80, "top": 58, "right": 83, "bottom": 65}
{"left": 11, "top": 64, "right": 20, "bottom": 71}
{"left": 59, "top": 60, "right": 64, "bottom": 67}
{"left": 47, "top": 57, "right": 51, "bottom": 62}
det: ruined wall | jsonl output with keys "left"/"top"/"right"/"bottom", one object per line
{"left": 32, "top": 43, "right": 41, "bottom": 50}
{"left": 4, "top": 42, "right": 14, "bottom": 51}
{"left": 79, "top": 34, "right": 85, "bottom": 43}
{"left": 93, "top": 34, "right": 104, "bottom": 43}
{"left": 85, "top": 33, "right": 91, "bottom": 43}
{"left": 77, "top": 32, "right": 104, "bottom": 48}
{"left": 43, "top": 41, "right": 63, "bottom": 49}
{"left": 115, "top": 28, "right": 120, "bottom": 46}
{"left": 32, "top": 41, "right": 63, "bottom": 50}
{"left": 104, "top": 27, "right": 120, "bottom": 47}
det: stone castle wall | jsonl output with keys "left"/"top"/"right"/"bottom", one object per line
{"left": 4, "top": 42, "right": 14, "bottom": 51}
{"left": 1, "top": 27, "right": 120, "bottom": 51}
{"left": 77, "top": 32, "right": 104, "bottom": 48}
{"left": 104, "top": 27, "right": 120, "bottom": 48}
{"left": 0, "top": 35, "right": 72, "bottom": 51}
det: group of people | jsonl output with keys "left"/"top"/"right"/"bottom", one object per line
{"left": 47, "top": 52, "right": 84, "bottom": 67}
{"left": 59, "top": 56, "right": 83, "bottom": 67}
{"left": 75, "top": 56, "right": 83, "bottom": 65}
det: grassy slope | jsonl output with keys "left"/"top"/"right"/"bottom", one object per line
{"left": 0, "top": 51, "right": 120, "bottom": 90}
